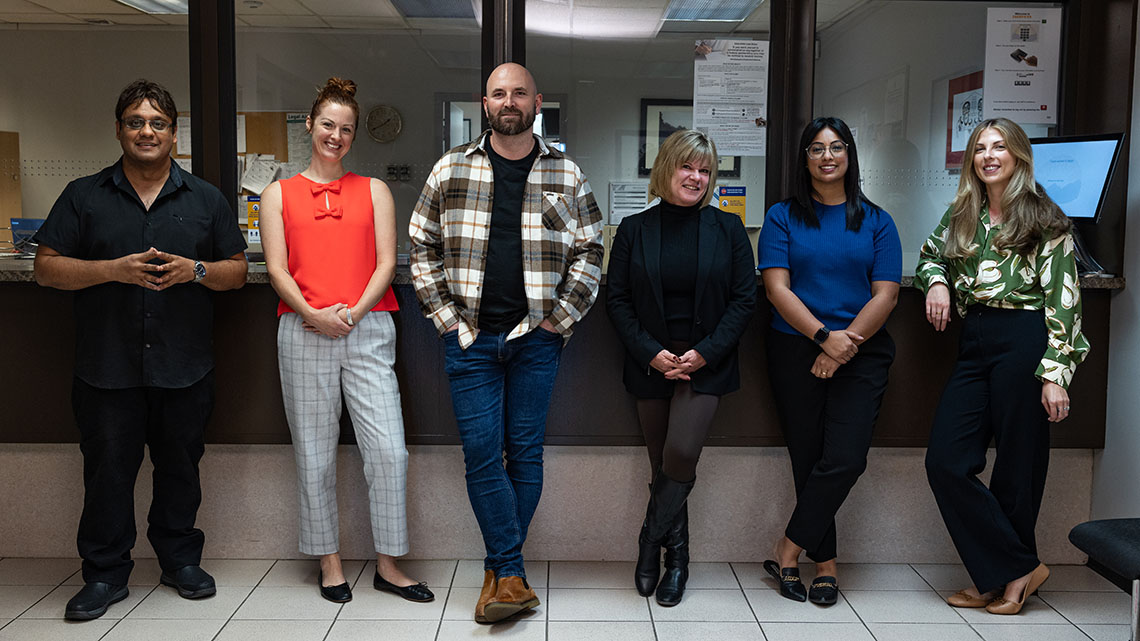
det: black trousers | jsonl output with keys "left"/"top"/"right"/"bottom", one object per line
{"left": 925, "top": 306, "right": 1050, "bottom": 594}
{"left": 767, "top": 328, "right": 894, "bottom": 562}
{"left": 72, "top": 371, "right": 214, "bottom": 584}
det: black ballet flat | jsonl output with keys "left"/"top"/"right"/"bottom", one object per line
{"left": 763, "top": 559, "right": 806, "bottom": 602}
{"left": 808, "top": 575, "right": 839, "bottom": 605}
{"left": 373, "top": 572, "right": 435, "bottom": 602}
{"left": 318, "top": 571, "right": 352, "bottom": 603}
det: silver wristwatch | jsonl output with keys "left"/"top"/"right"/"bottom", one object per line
{"left": 192, "top": 260, "right": 206, "bottom": 283}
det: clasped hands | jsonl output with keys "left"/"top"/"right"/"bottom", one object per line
{"left": 813, "top": 329, "right": 863, "bottom": 379}
{"left": 650, "top": 349, "right": 706, "bottom": 381}
{"left": 115, "top": 247, "right": 196, "bottom": 291}
{"left": 301, "top": 303, "right": 358, "bottom": 339}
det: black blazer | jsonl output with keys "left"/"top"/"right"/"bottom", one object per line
{"left": 606, "top": 203, "right": 757, "bottom": 398}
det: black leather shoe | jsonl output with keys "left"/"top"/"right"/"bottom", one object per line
{"left": 763, "top": 559, "right": 807, "bottom": 602}
{"left": 808, "top": 575, "right": 839, "bottom": 605}
{"left": 159, "top": 565, "right": 216, "bottom": 599}
{"left": 374, "top": 572, "right": 435, "bottom": 602}
{"left": 318, "top": 571, "right": 352, "bottom": 603}
{"left": 65, "top": 582, "right": 129, "bottom": 620}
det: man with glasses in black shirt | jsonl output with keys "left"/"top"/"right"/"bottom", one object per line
{"left": 33, "top": 79, "right": 247, "bottom": 620}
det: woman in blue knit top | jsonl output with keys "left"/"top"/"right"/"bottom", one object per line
{"left": 756, "top": 117, "right": 902, "bottom": 605}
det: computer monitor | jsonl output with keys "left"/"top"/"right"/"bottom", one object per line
{"left": 1029, "top": 133, "right": 1124, "bottom": 223}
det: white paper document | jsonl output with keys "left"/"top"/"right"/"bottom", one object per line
{"left": 240, "top": 154, "right": 280, "bottom": 195}
{"left": 693, "top": 39, "right": 769, "bottom": 156}
{"left": 609, "top": 182, "right": 651, "bottom": 225}
{"left": 984, "top": 7, "right": 1062, "bottom": 124}
{"left": 176, "top": 116, "right": 192, "bottom": 156}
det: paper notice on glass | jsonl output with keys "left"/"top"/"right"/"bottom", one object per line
{"left": 609, "top": 182, "right": 651, "bottom": 225}
{"left": 176, "top": 116, "right": 192, "bottom": 156}
{"left": 693, "top": 39, "right": 769, "bottom": 156}
{"left": 174, "top": 157, "right": 193, "bottom": 173}
{"left": 235, "top": 114, "right": 247, "bottom": 154}
{"left": 286, "top": 112, "right": 310, "bottom": 167}
{"left": 240, "top": 154, "right": 280, "bottom": 195}
{"left": 983, "top": 7, "right": 1061, "bottom": 124}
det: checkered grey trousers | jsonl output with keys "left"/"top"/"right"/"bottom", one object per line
{"left": 277, "top": 311, "right": 409, "bottom": 556}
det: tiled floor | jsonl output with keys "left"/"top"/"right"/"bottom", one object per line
{"left": 0, "top": 558, "right": 1130, "bottom": 640}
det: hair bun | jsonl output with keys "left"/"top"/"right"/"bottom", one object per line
{"left": 322, "top": 77, "right": 357, "bottom": 98}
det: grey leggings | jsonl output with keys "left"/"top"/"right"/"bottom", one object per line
{"left": 636, "top": 380, "right": 720, "bottom": 482}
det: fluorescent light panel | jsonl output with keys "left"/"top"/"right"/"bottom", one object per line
{"left": 390, "top": 0, "right": 474, "bottom": 19}
{"left": 664, "top": 0, "right": 763, "bottom": 22}
{"left": 115, "top": 0, "right": 188, "bottom": 14}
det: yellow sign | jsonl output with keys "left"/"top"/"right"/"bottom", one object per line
{"left": 717, "top": 185, "right": 746, "bottom": 225}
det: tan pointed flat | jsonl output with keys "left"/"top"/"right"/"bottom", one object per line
{"left": 947, "top": 589, "right": 996, "bottom": 608}
{"left": 986, "top": 563, "right": 1050, "bottom": 615}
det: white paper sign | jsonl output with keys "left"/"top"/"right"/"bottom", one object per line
{"left": 693, "top": 39, "right": 769, "bottom": 156}
{"left": 983, "top": 7, "right": 1062, "bottom": 124}
{"left": 176, "top": 116, "right": 192, "bottom": 156}
{"left": 609, "top": 182, "right": 651, "bottom": 225}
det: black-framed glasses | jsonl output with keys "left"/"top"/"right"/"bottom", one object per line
{"left": 806, "top": 142, "right": 848, "bottom": 159}
{"left": 120, "top": 117, "right": 172, "bottom": 132}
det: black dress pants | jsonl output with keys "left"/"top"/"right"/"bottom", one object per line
{"left": 925, "top": 306, "right": 1050, "bottom": 594}
{"left": 766, "top": 328, "right": 894, "bottom": 562}
{"left": 72, "top": 371, "right": 214, "bottom": 585}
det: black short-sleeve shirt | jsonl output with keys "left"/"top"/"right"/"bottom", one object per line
{"left": 33, "top": 158, "right": 247, "bottom": 390}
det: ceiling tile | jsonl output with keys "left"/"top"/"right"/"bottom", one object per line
{"left": 74, "top": 12, "right": 164, "bottom": 24}
{"left": 322, "top": 15, "right": 406, "bottom": 28}
{"left": 236, "top": 0, "right": 311, "bottom": 16}
{"left": 1, "top": 11, "right": 81, "bottom": 22}
{"left": 298, "top": 0, "right": 399, "bottom": 18}
{"left": 25, "top": 0, "right": 139, "bottom": 13}
{"left": 0, "top": 0, "right": 53, "bottom": 12}
{"left": 155, "top": 12, "right": 186, "bottom": 24}
{"left": 239, "top": 13, "right": 328, "bottom": 27}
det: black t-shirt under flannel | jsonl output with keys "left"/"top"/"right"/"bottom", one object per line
{"left": 33, "top": 158, "right": 247, "bottom": 389}
{"left": 479, "top": 140, "right": 539, "bottom": 333}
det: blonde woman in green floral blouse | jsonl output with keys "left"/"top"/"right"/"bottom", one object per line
{"left": 917, "top": 118, "right": 1089, "bottom": 616}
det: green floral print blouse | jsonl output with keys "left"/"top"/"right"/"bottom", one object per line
{"left": 915, "top": 207, "right": 1090, "bottom": 389}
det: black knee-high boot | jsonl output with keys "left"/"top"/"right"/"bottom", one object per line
{"left": 635, "top": 472, "right": 694, "bottom": 596}
{"left": 656, "top": 501, "right": 688, "bottom": 606}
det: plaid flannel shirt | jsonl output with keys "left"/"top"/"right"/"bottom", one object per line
{"left": 409, "top": 130, "right": 604, "bottom": 349}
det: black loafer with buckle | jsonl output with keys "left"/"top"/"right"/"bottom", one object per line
{"left": 374, "top": 572, "right": 435, "bottom": 602}
{"left": 160, "top": 565, "right": 216, "bottom": 599}
{"left": 808, "top": 575, "right": 839, "bottom": 605}
{"left": 763, "top": 559, "right": 807, "bottom": 602}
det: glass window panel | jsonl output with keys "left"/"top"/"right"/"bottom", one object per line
{"left": 0, "top": 10, "right": 189, "bottom": 245}
{"left": 526, "top": 0, "right": 770, "bottom": 228}
{"left": 815, "top": 1, "right": 1061, "bottom": 274}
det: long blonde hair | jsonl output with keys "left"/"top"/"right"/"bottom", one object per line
{"left": 944, "top": 118, "right": 1069, "bottom": 258}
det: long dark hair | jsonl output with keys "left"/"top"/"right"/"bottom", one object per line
{"left": 788, "top": 116, "right": 880, "bottom": 231}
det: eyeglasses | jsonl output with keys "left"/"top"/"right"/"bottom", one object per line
{"left": 120, "top": 117, "right": 172, "bottom": 132}
{"left": 806, "top": 142, "right": 848, "bottom": 159}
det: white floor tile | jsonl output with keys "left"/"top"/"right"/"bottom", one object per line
{"left": 199, "top": 559, "right": 275, "bottom": 586}
{"left": 732, "top": 562, "right": 816, "bottom": 589}
{"left": 230, "top": 586, "right": 342, "bottom": 620}
{"left": 443, "top": 587, "right": 482, "bottom": 621}
{"left": 0, "top": 618, "right": 115, "bottom": 641}
{"left": 945, "top": 593, "right": 1067, "bottom": 625}
{"left": 1038, "top": 591, "right": 1133, "bottom": 624}
{"left": 436, "top": 619, "right": 545, "bottom": 640}
{"left": 744, "top": 588, "right": 860, "bottom": 623}
{"left": 258, "top": 559, "right": 366, "bottom": 587}
{"left": 126, "top": 585, "right": 252, "bottom": 619}
{"left": 547, "top": 621, "right": 655, "bottom": 641}
{"left": 843, "top": 589, "right": 965, "bottom": 623}
{"left": 1045, "top": 565, "right": 1122, "bottom": 592}
{"left": 648, "top": 588, "right": 755, "bottom": 622}
{"left": 866, "top": 622, "right": 984, "bottom": 641}
{"left": 20, "top": 584, "right": 151, "bottom": 619}
{"left": 549, "top": 561, "right": 636, "bottom": 588}
{"left": 100, "top": 617, "right": 226, "bottom": 641}
{"left": 0, "top": 559, "right": 79, "bottom": 586}
{"left": 685, "top": 563, "right": 739, "bottom": 589}
{"left": 546, "top": 588, "right": 650, "bottom": 621}
{"left": 453, "top": 560, "right": 548, "bottom": 588}
{"left": 328, "top": 619, "right": 441, "bottom": 640}
{"left": 911, "top": 564, "right": 973, "bottom": 591}
{"left": 1077, "top": 623, "right": 1133, "bottom": 641}
{"left": 971, "top": 623, "right": 1093, "bottom": 641}
{"left": 835, "top": 563, "right": 932, "bottom": 590}
{"left": 0, "top": 585, "right": 54, "bottom": 618}
{"left": 760, "top": 622, "right": 875, "bottom": 641}
{"left": 358, "top": 558, "right": 457, "bottom": 590}
{"left": 337, "top": 585, "right": 448, "bottom": 620}
{"left": 214, "top": 620, "right": 334, "bottom": 641}
{"left": 654, "top": 621, "right": 766, "bottom": 641}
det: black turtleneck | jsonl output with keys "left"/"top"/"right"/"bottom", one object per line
{"left": 659, "top": 200, "right": 701, "bottom": 341}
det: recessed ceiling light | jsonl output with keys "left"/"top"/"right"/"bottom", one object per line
{"left": 664, "top": 0, "right": 764, "bottom": 22}
{"left": 114, "top": 0, "right": 188, "bottom": 15}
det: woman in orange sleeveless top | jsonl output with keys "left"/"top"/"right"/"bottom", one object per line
{"left": 260, "top": 78, "right": 432, "bottom": 604}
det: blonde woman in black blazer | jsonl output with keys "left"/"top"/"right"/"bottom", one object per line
{"left": 607, "top": 129, "right": 756, "bottom": 606}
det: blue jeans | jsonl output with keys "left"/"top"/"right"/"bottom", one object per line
{"left": 443, "top": 327, "right": 563, "bottom": 579}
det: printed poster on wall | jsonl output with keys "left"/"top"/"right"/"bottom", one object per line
{"left": 945, "top": 70, "right": 985, "bottom": 169}
{"left": 693, "top": 39, "right": 768, "bottom": 156}
{"left": 983, "top": 7, "right": 1062, "bottom": 124}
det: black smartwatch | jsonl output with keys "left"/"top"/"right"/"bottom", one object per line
{"left": 812, "top": 326, "right": 830, "bottom": 345}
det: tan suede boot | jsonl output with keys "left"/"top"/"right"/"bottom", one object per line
{"left": 473, "top": 570, "right": 497, "bottom": 623}
{"left": 482, "top": 575, "right": 540, "bottom": 623}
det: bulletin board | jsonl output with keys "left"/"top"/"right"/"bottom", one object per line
{"left": 172, "top": 111, "right": 294, "bottom": 163}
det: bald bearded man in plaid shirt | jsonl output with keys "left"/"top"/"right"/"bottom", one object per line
{"left": 409, "top": 63, "right": 603, "bottom": 624}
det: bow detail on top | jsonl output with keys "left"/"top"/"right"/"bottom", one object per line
{"left": 311, "top": 179, "right": 342, "bottom": 219}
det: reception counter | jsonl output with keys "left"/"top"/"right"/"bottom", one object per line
{"left": 0, "top": 261, "right": 1119, "bottom": 448}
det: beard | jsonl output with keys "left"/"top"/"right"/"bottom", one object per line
{"left": 488, "top": 106, "right": 535, "bottom": 136}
